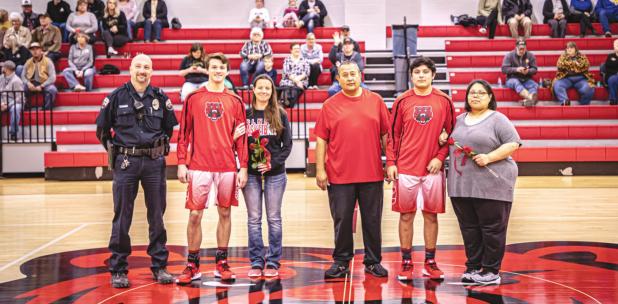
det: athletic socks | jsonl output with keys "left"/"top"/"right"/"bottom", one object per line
{"left": 216, "top": 247, "right": 228, "bottom": 262}
{"left": 401, "top": 247, "right": 412, "bottom": 261}
{"left": 188, "top": 250, "right": 200, "bottom": 268}
{"left": 425, "top": 247, "right": 436, "bottom": 261}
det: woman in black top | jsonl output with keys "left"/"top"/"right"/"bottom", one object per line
{"left": 1, "top": 34, "right": 31, "bottom": 77}
{"left": 142, "top": 0, "right": 168, "bottom": 42}
{"left": 101, "top": 0, "right": 130, "bottom": 57}
{"left": 298, "top": 0, "right": 328, "bottom": 33}
{"left": 235, "top": 74, "right": 293, "bottom": 278}
{"left": 179, "top": 43, "right": 208, "bottom": 102}
{"left": 46, "top": 0, "right": 72, "bottom": 42}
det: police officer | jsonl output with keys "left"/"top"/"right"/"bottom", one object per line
{"left": 96, "top": 54, "right": 178, "bottom": 288}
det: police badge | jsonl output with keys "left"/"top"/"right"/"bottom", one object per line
{"left": 152, "top": 99, "right": 160, "bottom": 110}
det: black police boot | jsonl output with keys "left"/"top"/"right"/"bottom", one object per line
{"left": 152, "top": 267, "right": 174, "bottom": 284}
{"left": 365, "top": 263, "right": 389, "bottom": 278}
{"left": 324, "top": 262, "right": 350, "bottom": 279}
{"left": 111, "top": 273, "right": 130, "bottom": 288}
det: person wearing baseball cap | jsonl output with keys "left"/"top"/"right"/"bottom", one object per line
{"left": 327, "top": 35, "right": 366, "bottom": 96}
{"left": 0, "top": 60, "right": 25, "bottom": 141}
{"left": 333, "top": 25, "right": 360, "bottom": 53}
{"left": 21, "top": 0, "right": 40, "bottom": 31}
{"left": 31, "top": 13, "right": 62, "bottom": 62}
{"left": 501, "top": 38, "right": 539, "bottom": 106}
{"left": 22, "top": 41, "right": 57, "bottom": 110}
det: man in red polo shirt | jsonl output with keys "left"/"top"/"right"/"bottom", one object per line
{"left": 175, "top": 53, "right": 248, "bottom": 284}
{"left": 315, "top": 61, "right": 390, "bottom": 279}
{"left": 386, "top": 57, "right": 455, "bottom": 281}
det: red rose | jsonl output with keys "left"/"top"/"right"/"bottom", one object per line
{"left": 249, "top": 143, "right": 256, "bottom": 150}
{"left": 251, "top": 130, "right": 260, "bottom": 139}
{"left": 447, "top": 138, "right": 455, "bottom": 145}
{"left": 463, "top": 146, "right": 473, "bottom": 154}
{"left": 260, "top": 138, "right": 269, "bottom": 146}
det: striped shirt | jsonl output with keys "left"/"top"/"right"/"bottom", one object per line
{"left": 240, "top": 40, "right": 272, "bottom": 64}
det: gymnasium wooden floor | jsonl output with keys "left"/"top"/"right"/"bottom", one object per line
{"left": 0, "top": 174, "right": 616, "bottom": 303}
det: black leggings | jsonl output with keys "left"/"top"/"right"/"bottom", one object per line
{"left": 308, "top": 63, "right": 321, "bottom": 87}
{"left": 477, "top": 9, "right": 499, "bottom": 39}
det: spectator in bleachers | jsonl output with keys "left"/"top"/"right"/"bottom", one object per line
{"left": 301, "top": 32, "right": 323, "bottom": 89}
{"left": 31, "top": 14, "right": 62, "bottom": 63}
{"left": 46, "top": 0, "right": 72, "bottom": 42}
{"left": 594, "top": 0, "right": 618, "bottom": 37}
{"left": 240, "top": 27, "right": 272, "bottom": 88}
{"left": 66, "top": 0, "right": 98, "bottom": 44}
{"left": 0, "top": 10, "right": 8, "bottom": 47}
{"left": 477, "top": 0, "right": 502, "bottom": 39}
{"left": 142, "top": 0, "right": 169, "bottom": 43}
{"left": 298, "top": 0, "right": 328, "bottom": 33}
{"left": 502, "top": 0, "right": 533, "bottom": 39}
{"left": 0, "top": 60, "right": 25, "bottom": 141}
{"left": 281, "top": 0, "right": 300, "bottom": 28}
{"left": 249, "top": 0, "right": 271, "bottom": 29}
{"left": 2, "top": 34, "right": 31, "bottom": 77}
{"left": 333, "top": 25, "right": 360, "bottom": 53}
{"left": 102, "top": 0, "right": 130, "bottom": 57}
{"left": 501, "top": 38, "right": 538, "bottom": 106}
{"left": 328, "top": 37, "right": 366, "bottom": 96}
{"left": 568, "top": 0, "right": 596, "bottom": 37}
{"left": 279, "top": 43, "right": 310, "bottom": 107}
{"left": 87, "top": 0, "right": 106, "bottom": 20}
{"left": 118, "top": 0, "right": 138, "bottom": 40}
{"left": 179, "top": 43, "right": 208, "bottom": 101}
{"left": 552, "top": 41, "right": 595, "bottom": 106}
{"left": 22, "top": 42, "right": 57, "bottom": 110}
{"left": 62, "top": 32, "right": 95, "bottom": 92}
{"left": 21, "top": 0, "right": 40, "bottom": 31}
{"left": 543, "top": 0, "right": 569, "bottom": 38}
{"left": 257, "top": 54, "right": 277, "bottom": 80}
{"left": 603, "top": 39, "right": 618, "bottom": 105}
{"left": 3, "top": 12, "right": 32, "bottom": 48}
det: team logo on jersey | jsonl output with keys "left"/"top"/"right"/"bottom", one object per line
{"left": 206, "top": 101, "right": 224, "bottom": 121}
{"left": 413, "top": 105, "right": 433, "bottom": 125}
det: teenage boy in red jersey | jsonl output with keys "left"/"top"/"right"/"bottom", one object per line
{"left": 175, "top": 53, "right": 248, "bottom": 283}
{"left": 315, "top": 61, "right": 391, "bottom": 279}
{"left": 386, "top": 57, "right": 455, "bottom": 281}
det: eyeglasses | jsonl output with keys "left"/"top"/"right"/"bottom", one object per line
{"left": 468, "top": 91, "right": 488, "bottom": 97}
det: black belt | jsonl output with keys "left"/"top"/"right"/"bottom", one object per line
{"left": 116, "top": 146, "right": 155, "bottom": 156}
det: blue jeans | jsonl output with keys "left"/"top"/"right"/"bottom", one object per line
{"left": 127, "top": 20, "right": 136, "bottom": 40}
{"left": 24, "top": 84, "right": 57, "bottom": 110}
{"left": 63, "top": 68, "right": 96, "bottom": 91}
{"left": 598, "top": 9, "right": 618, "bottom": 33}
{"left": 16, "top": 65, "right": 24, "bottom": 78}
{"left": 608, "top": 74, "right": 618, "bottom": 102}
{"left": 505, "top": 78, "right": 538, "bottom": 95}
{"left": 328, "top": 82, "right": 369, "bottom": 97}
{"left": 240, "top": 60, "right": 266, "bottom": 86}
{"left": 52, "top": 22, "right": 68, "bottom": 42}
{"left": 144, "top": 19, "right": 162, "bottom": 41}
{"left": 301, "top": 12, "right": 319, "bottom": 33}
{"left": 553, "top": 75, "right": 594, "bottom": 105}
{"left": 242, "top": 173, "right": 287, "bottom": 269}
{"left": 8, "top": 103, "right": 23, "bottom": 137}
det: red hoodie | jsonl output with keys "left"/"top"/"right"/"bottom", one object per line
{"left": 177, "top": 86, "right": 248, "bottom": 172}
{"left": 386, "top": 88, "right": 456, "bottom": 176}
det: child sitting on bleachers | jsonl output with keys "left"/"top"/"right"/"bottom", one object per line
{"left": 249, "top": 0, "right": 271, "bottom": 29}
{"left": 258, "top": 54, "right": 277, "bottom": 82}
{"left": 281, "top": 0, "right": 300, "bottom": 28}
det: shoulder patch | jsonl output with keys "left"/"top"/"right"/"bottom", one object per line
{"left": 165, "top": 99, "right": 173, "bottom": 110}
{"left": 101, "top": 97, "right": 110, "bottom": 109}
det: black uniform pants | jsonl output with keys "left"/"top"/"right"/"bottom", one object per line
{"left": 327, "top": 181, "right": 383, "bottom": 266}
{"left": 108, "top": 155, "right": 169, "bottom": 274}
{"left": 451, "top": 197, "right": 512, "bottom": 272}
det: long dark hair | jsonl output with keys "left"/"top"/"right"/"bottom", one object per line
{"left": 464, "top": 79, "right": 497, "bottom": 112}
{"left": 250, "top": 74, "right": 285, "bottom": 136}
{"left": 188, "top": 43, "right": 205, "bottom": 60}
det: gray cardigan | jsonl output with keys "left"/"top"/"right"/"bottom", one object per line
{"left": 0, "top": 72, "right": 24, "bottom": 107}
{"left": 68, "top": 43, "right": 94, "bottom": 72}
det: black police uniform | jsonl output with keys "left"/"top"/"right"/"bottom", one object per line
{"left": 95, "top": 82, "right": 178, "bottom": 275}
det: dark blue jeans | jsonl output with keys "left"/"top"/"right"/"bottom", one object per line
{"left": 144, "top": 19, "right": 162, "bottom": 41}
{"left": 553, "top": 75, "right": 594, "bottom": 105}
{"left": 301, "top": 12, "right": 319, "bottom": 33}
{"left": 241, "top": 173, "right": 287, "bottom": 269}
{"left": 240, "top": 60, "right": 266, "bottom": 86}
{"left": 608, "top": 74, "right": 618, "bottom": 103}
{"left": 108, "top": 155, "right": 169, "bottom": 274}
{"left": 598, "top": 9, "right": 618, "bottom": 33}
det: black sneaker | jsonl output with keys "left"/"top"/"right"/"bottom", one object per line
{"left": 605, "top": 31, "right": 613, "bottom": 38}
{"left": 111, "top": 272, "right": 129, "bottom": 288}
{"left": 365, "top": 263, "right": 388, "bottom": 278}
{"left": 152, "top": 267, "right": 174, "bottom": 284}
{"left": 324, "top": 262, "right": 350, "bottom": 279}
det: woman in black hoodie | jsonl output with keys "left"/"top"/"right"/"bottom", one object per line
{"left": 542, "top": 0, "right": 570, "bottom": 38}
